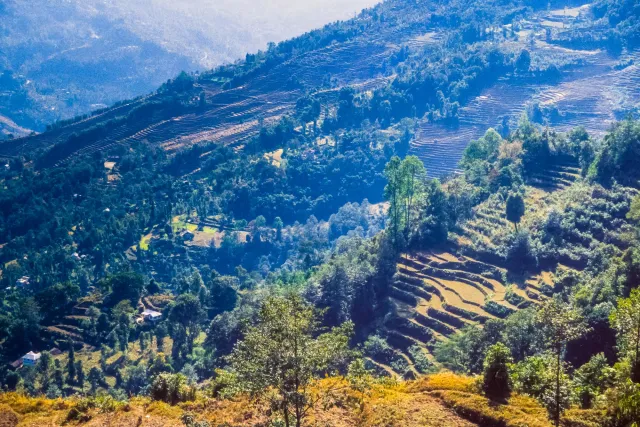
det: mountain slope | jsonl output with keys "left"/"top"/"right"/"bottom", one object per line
{"left": 5, "top": 1, "right": 639, "bottom": 177}
{"left": 0, "top": 0, "right": 378, "bottom": 135}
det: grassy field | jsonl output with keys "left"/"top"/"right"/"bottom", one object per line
{"left": 0, "top": 372, "right": 603, "bottom": 426}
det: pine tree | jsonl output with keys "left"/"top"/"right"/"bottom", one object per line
{"left": 384, "top": 156, "right": 403, "bottom": 248}
{"left": 156, "top": 324, "right": 167, "bottom": 352}
{"left": 54, "top": 366, "right": 64, "bottom": 391}
{"left": 37, "top": 351, "right": 53, "bottom": 394}
{"left": 67, "top": 344, "right": 76, "bottom": 384}
{"left": 76, "top": 361, "right": 85, "bottom": 392}
{"left": 139, "top": 333, "right": 147, "bottom": 352}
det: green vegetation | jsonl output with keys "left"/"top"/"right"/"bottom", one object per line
{"left": 482, "top": 342, "right": 513, "bottom": 401}
{"left": 224, "top": 293, "right": 354, "bottom": 427}
{"left": 506, "top": 193, "right": 525, "bottom": 231}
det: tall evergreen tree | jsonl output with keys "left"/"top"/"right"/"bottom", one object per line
{"left": 67, "top": 343, "right": 76, "bottom": 385}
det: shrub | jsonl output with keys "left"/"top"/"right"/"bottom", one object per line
{"left": 484, "top": 301, "right": 515, "bottom": 319}
{"left": 505, "top": 231, "right": 538, "bottom": 274}
{"left": 363, "top": 335, "right": 395, "bottom": 365}
{"left": 408, "top": 345, "right": 434, "bottom": 374}
{"left": 150, "top": 373, "right": 196, "bottom": 405}
{"left": 482, "top": 343, "right": 513, "bottom": 401}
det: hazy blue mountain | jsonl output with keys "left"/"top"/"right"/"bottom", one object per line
{"left": 0, "top": 0, "right": 378, "bottom": 137}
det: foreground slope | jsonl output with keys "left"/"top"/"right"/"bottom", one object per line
{"left": 0, "top": 373, "right": 601, "bottom": 426}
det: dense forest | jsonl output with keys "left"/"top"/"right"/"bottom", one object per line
{"left": 0, "top": 0, "right": 640, "bottom": 426}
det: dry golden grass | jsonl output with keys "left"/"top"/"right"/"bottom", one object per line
{"left": 561, "top": 409, "right": 606, "bottom": 427}
{"left": 0, "top": 373, "right": 603, "bottom": 426}
{"left": 264, "top": 148, "right": 284, "bottom": 168}
{"left": 0, "top": 404, "right": 19, "bottom": 427}
{"left": 431, "top": 390, "right": 552, "bottom": 427}
{"left": 440, "top": 278, "right": 486, "bottom": 305}
{"left": 0, "top": 394, "right": 71, "bottom": 426}
{"left": 409, "top": 372, "right": 476, "bottom": 393}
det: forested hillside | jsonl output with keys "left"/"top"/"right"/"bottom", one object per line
{"left": 0, "top": 0, "right": 376, "bottom": 137}
{"left": 0, "top": 0, "right": 640, "bottom": 426}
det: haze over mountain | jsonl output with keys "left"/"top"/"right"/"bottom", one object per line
{"left": 0, "top": 0, "right": 378, "bottom": 137}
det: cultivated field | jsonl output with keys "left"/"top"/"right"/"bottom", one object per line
{"left": 412, "top": 4, "right": 640, "bottom": 177}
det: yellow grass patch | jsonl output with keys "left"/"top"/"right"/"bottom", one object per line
{"left": 540, "top": 271, "right": 555, "bottom": 287}
{"left": 362, "top": 385, "right": 476, "bottom": 427}
{"left": 186, "top": 230, "right": 219, "bottom": 248}
{"left": 145, "top": 399, "right": 183, "bottom": 420}
{"left": 0, "top": 372, "right": 604, "bottom": 427}
{"left": 139, "top": 233, "right": 152, "bottom": 251}
{"left": 433, "top": 390, "right": 552, "bottom": 427}
{"left": 439, "top": 278, "right": 486, "bottom": 305}
{"left": 171, "top": 216, "right": 197, "bottom": 234}
{"left": 263, "top": 148, "right": 284, "bottom": 168}
{"left": 409, "top": 372, "right": 476, "bottom": 393}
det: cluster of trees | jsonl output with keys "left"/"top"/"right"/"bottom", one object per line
{"left": 0, "top": 141, "right": 173, "bottom": 289}
{"left": 593, "top": 0, "right": 640, "bottom": 47}
{"left": 426, "top": 116, "right": 640, "bottom": 425}
{"left": 384, "top": 155, "right": 448, "bottom": 250}
{"left": 1, "top": 267, "right": 239, "bottom": 397}
{"left": 0, "top": 0, "right": 600, "bottom": 306}
{"left": 3, "top": 113, "right": 640, "bottom": 427}
{"left": 470, "top": 291, "right": 640, "bottom": 425}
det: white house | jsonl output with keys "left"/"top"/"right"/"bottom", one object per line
{"left": 142, "top": 309, "right": 162, "bottom": 323}
{"left": 22, "top": 351, "right": 41, "bottom": 367}
{"left": 16, "top": 276, "right": 30, "bottom": 287}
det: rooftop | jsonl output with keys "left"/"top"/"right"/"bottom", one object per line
{"left": 142, "top": 309, "right": 162, "bottom": 317}
{"left": 23, "top": 351, "right": 41, "bottom": 360}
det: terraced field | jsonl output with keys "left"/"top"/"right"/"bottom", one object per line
{"left": 41, "top": 300, "right": 95, "bottom": 349}
{"left": 0, "top": 34, "right": 408, "bottom": 167}
{"left": 40, "top": 293, "right": 174, "bottom": 352}
{"left": 527, "top": 158, "right": 582, "bottom": 191}
{"left": 377, "top": 158, "right": 587, "bottom": 376}
{"left": 412, "top": 3, "right": 640, "bottom": 178}
{"left": 377, "top": 249, "right": 549, "bottom": 376}
{"left": 414, "top": 47, "right": 640, "bottom": 178}
{"left": 5, "top": 3, "right": 632, "bottom": 178}
{"left": 377, "top": 153, "right": 640, "bottom": 377}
